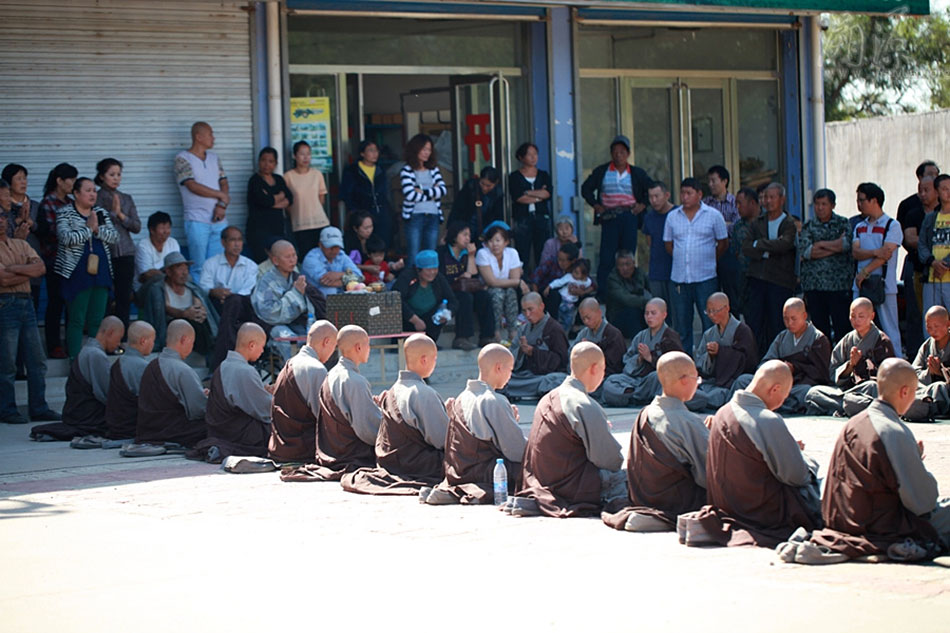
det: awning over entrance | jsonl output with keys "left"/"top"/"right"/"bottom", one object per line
{"left": 596, "top": 0, "right": 928, "bottom": 14}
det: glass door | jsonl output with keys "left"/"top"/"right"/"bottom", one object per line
{"left": 450, "top": 72, "right": 512, "bottom": 223}
{"left": 622, "top": 78, "right": 732, "bottom": 201}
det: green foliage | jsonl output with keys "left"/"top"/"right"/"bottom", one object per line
{"left": 823, "top": 9, "right": 950, "bottom": 121}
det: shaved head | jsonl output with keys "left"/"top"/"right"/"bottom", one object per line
{"left": 236, "top": 322, "right": 266, "bottom": 348}
{"left": 269, "top": 239, "right": 295, "bottom": 258}
{"left": 707, "top": 292, "right": 728, "bottom": 307}
{"left": 404, "top": 333, "right": 438, "bottom": 378}
{"left": 784, "top": 297, "right": 806, "bottom": 313}
{"left": 337, "top": 325, "right": 368, "bottom": 353}
{"left": 850, "top": 297, "right": 873, "bottom": 313}
{"left": 191, "top": 121, "right": 210, "bottom": 139}
{"left": 876, "top": 358, "right": 918, "bottom": 403}
{"left": 127, "top": 321, "right": 155, "bottom": 344}
{"left": 98, "top": 315, "right": 125, "bottom": 337}
{"left": 578, "top": 297, "right": 600, "bottom": 314}
{"left": 570, "top": 341, "right": 604, "bottom": 375}
{"left": 647, "top": 297, "right": 667, "bottom": 312}
{"left": 926, "top": 305, "right": 948, "bottom": 321}
{"left": 166, "top": 319, "right": 195, "bottom": 343}
{"left": 477, "top": 343, "right": 514, "bottom": 373}
{"left": 657, "top": 351, "right": 697, "bottom": 389}
{"left": 521, "top": 291, "right": 543, "bottom": 308}
{"left": 748, "top": 360, "right": 793, "bottom": 410}
{"left": 308, "top": 319, "right": 338, "bottom": 348}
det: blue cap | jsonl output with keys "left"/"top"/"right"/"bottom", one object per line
{"left": 482, "top": 219, "right": 511, "bottom": 236}
{"left": 611, "top": 134, "right": 631, "bottom": 151}
{"left": 415, "top": 249, "right": 438, "bottom": 269}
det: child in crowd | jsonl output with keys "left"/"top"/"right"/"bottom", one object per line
{"left": 361, "top": 235, "right": 394, "bottom": 284}
{"left": 547, "top": 258, "right": 593, "bottom": 333}
{"left": 537, "top": 213, "right": 581, "bottom": 267}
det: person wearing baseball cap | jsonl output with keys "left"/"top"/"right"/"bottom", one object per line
{"left": 580, "top": 134, "right": 652, "bottom": 298}
{"left": 301, "top": 225, "right": 363, "bottom": 296}
{"left": 392, "top": 249, "right": 458, "bottom": 344}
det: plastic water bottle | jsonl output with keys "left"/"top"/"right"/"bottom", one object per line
{"left": 493, "top": 458, "right": 508, "bottom": 505}
{"left": 432, "top": 299, "right": 449, "bottom": 325}
{"left": 306, "top": 299, "right": 315, "bottom": 331}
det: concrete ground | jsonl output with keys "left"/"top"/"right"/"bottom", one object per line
{"left": 2, "top": 374, "right": 949, "bottom": 632}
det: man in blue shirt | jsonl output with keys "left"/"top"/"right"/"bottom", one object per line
{"left": 301, "top": 226, "right": 363, "bottom": 296}
{"left": 642, "top": 181, "right": 674, "bottom": 325}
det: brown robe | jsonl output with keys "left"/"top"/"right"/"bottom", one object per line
{"left": 268, "top": 361, "right": 317, "bottom": 463}
{"left": 439, "top": 398, "right": 523, "bottom": 504}
{"left": 340, "top": 389, "right": 444, "bottom": 495}
{"left": 603, "top": 408, "right": 706, "bottom": 529}
{"left": 55, "top": 358, "right": 106, "bottom": 438}
{"left": 136, "top": 359, "right": 207, "bottom": 447}
{"left": 311, "top": 377, "right": 377, "bottom": 479}
{"left": 194, "top": 368, "right": 269, "bottom": 460}
{"left": 105, "top": 359, "right": 139, "bottom": 440}
{"left": 517, "top": 388, "right": 603, "bottom": 518}
{"left": 701, "top": 321, "right": 758, "bottom": 387}
{"left": 693, "top": 400, "right": 822, "bottom": 547}
{"left": 810, "top": 410, "right": 941, "bottom": 558}
{"left": 781, "top": 334, "right": 832, "bottom": 387}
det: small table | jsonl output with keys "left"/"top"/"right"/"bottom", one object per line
{"left": 271, "top": 331, "right": 414, "bottom": 383}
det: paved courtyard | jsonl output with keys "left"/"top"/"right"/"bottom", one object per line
{"left": 1, "top": 379, "right": 949, "bottom": 632}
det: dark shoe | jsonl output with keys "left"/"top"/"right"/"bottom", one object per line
{"left": 49, "top": 346, "right": 67, "bottom": 359}
{"left": 0, "top": 412, "right": 29, "bottom": 425}
{"left": 452, "top": 337, "right": 476, "bottom": 351}
{"left": 478, "top": 337, "right": 495, "bottom": 346}
{"left": 30, "top": 410, "right": 61, "bottom": 422}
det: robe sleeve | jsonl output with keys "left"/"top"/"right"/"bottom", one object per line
{"left": 168, "top": 361, "right": 208, "bottom": 421}
{"left": 411, "top": 386, "right": 449, "bottom": 451}
{"left": 82, "top": 351, "right": 112, "bottom": 404}
{"left": 714, "top": 323, "right": 758, "bottom": 387}
{"left": 621, "top": 334, "right": 642, "bottom": 376}
{"left": 528, "top": 319, "right": 569, "bottom": 374}
{"left": 341, "top": 373, "right": 382, "bottom": 446}
{"left": 877, "top": 420, "right": 938, "bottom": 516}
{"left": 482, "top": 394, "right": 527, "bottom": 463}
{"left": 571, "top": 399, "right": 623, "bottom": 471}
{"left": 666, "top": 412, "right": 710, "bottom": 489}
{"left": 800, "top": 334, "right": 832, "bottom": 386}
{"left": 228, "top": 364, "right": 273, "bottom": 424}
{"left": 695, "top": 328, "right": 714, "bottom": 376}
{"left": 912, "top": 341, "right": 936, "bottom": 384}
{"left": 830, "top": 338, "right": 851, "bottom": 388}
{"left": 601, "top": 325, "right": 626, "bottom": 377}
{"left": 756, "top": 412, "right": 812, "bottom": 487}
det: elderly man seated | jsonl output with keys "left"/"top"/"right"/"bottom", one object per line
{"left": 301, "top": 226, "right": 363, "bottom": 296}
{"left": 139, "top": 251, "right": 218, "bottom": 355}
{"left": 251, "top": 239, "right": 317, "bottom": 362}
{"left": 198, "top": 225, "right": 257, "bottom": 312}
{"left": 606, "top": 249, "right": 652, "bottom": 338}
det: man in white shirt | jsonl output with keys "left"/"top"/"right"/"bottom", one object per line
{"left": 174, "top": 121, "right": 229, "bottom": 280}
{"left": 663, "top": 177, "right": 729, "bottom": 355}
{"left": 198, "top": 225, "right": 257, "bottom": 311}
{"left": 853, "top": 182, "right": 903, "bottom": 357}
{"left": 134, "top": 211, "right": 180, "bottom": 296}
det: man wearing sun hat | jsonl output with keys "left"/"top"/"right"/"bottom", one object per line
{"left": 138, "top": 250, "right": 218, "bottom": 352}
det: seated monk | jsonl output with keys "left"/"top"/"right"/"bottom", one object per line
{"left": 192, "top": 323, "right": 273, "bottom": 462}
{"left": 131, "top": 319, "right": 208, "bottom": 449}
{"left": 805, "top": 298, "right": 894, "bottom": 417}
{"left": 341, "top": 334, "right": 448, "bottom": 495}
{"left": 602, "top": 298, "right": 683, "bottom": 407}
{"left": 267, "top": 320, "right": 338, "bottom": 463}
{"left": 505, "top": 342, "right": 626, "bottom": 518}
{"left": 540, "top": 297, "right": 625, "bottom": 401}
{"left": 422, "top": 344, "right": 527, "bottom": 505}
{"left": 799, "top": 359, "right": 950, "bottom": 563}
{"left": 603, "top": 352, "right": 709, "bottom": 533}
{"left": 680, "top": 361, "right": 822, "bottom": 548}
{"left": 504, "top": 292, "right": 569, "bottom": 401}
{"left": 31, "top": 316, "right": 125, "bottom": 442}
{"left": 687, "top": 293, "right": 757, "bottom": 412}
{"left": 836, "top": 305, "right": 950, "bottom": 422}
{"left": 730, "top": 298, "right": 831, "bottom": 414}
{"left": 281, "top": 325, "right": 382, "bottom": 481}
{"left": 104, "top": 321, "right": 156, "bottom": 441}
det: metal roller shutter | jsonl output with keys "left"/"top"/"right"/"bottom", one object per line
{"left": 0, "top": 0, "right": 255, "bottom": 251}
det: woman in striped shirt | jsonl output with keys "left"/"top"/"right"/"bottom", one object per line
{"left": 400, "top": 133, "right": 446, "bottom": 262}
{"left": 55, "top": 177, "right": 119, "bottom": 358}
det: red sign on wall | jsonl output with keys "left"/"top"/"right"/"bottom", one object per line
{"left": 464, "top": 113, "right": 491, "bottom": 163}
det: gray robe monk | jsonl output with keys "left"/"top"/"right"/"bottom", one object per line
{"left": 838, "top": 335, "right": 950, "bottom": 422}
{"left": 805, "top": 324, "right": 894, "bottom": 416}
{"left": 134, "top": 347, "right": 207, "bottom": 447}
{"left": 687, "top": 316, "right": 757, "bottom": 412}
{"left": 506, "top": 313, "right": 569, "bottom": 398}
{"left": 542, "top": 318, "right": 626, "bottom": 401}
{"left": 602, "top": 322, "right": 683, "bottom": 406}
{"left": 731, "top": 322, "right": 831, "bottom": 414}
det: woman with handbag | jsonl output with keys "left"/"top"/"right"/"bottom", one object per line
{"left": 95, "top": 158, "right": 141, "bottom": 330}
{"left": 437, "top": 221, "right": 495, "bottom": 350}
{"left": 55, "top": 177, "right": 118, "bottom": 359}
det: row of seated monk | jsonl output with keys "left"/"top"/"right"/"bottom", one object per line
{"left": 29, "top": 300, "right": 950, "bottom": 563}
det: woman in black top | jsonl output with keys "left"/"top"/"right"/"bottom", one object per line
{"left": 245, "top": 147, "right": 294, "bottom": 262}
{"left": 508, "top": 143, "right": 552, "bottom": 273}
{"left": 449, "top": 166, "right": 504, "bottom": 240}
{"left": 436, "top": 220, "right": 495, "bottom": 350}
{"left": 340, "top": 140, "right": 394, "bottom": 248}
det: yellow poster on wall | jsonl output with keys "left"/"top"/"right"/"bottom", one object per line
{"left": 290, "top": 96, "right": 332, "bottom": 173}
